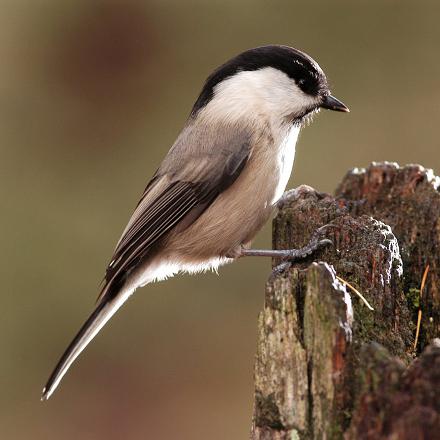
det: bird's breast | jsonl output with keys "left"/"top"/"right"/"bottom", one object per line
{"left": 159, "top": 123, "right": 300, "bottom": 264}
{"left": 270, "top": 124, "right": 300, "bottom": 205}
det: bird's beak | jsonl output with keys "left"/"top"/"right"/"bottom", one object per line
{"left": 321, "top": 94, "right": 350, "bottom": 112}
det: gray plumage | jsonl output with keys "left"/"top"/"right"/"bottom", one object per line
{"left": 42, "top": 45, "right": 348, "bottom": 400}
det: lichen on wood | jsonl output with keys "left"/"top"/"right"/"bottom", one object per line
{"left": 337, "top": 162, "right": 440, "bottom": 351}
{"left": 252, "top": 263, "right": 352, "bottom": 439}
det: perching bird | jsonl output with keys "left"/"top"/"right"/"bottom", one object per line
{"left": 42, "top": 45, "right": 348, "bottom": 400}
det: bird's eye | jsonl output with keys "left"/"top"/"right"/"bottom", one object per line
{"left": 297, "top": 78, "right": 305, "bottom": 86}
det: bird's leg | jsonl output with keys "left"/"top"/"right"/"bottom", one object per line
{"left": 233, "top": 224, "right": 334, "bottom": 274}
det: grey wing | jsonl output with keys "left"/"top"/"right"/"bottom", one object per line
{"left": 41, "top": 126, "right": 252, "bottom": 401}
{"left": 98, "top": 128, "right": 252, "bottom": 302}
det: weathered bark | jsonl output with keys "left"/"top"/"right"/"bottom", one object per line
{"left": 251, "top": 163, "right": 440, "bottom": 439}
{"left": 337, "top": 162, "right": 440, "bottom": 351}
{"left": 347, "top": 340, "right": 440, "bottom": 439}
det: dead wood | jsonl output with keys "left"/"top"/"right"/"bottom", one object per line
{"left": 250, "top": 163, "right": 440, "bottom": 439}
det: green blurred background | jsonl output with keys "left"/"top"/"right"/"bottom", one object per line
{"left": 1, "top": 0, "right": 439, "bottom": 439}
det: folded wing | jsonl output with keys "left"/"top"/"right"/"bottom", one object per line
{"left": 100, "top": 129, "right": 252, "bottom": 302}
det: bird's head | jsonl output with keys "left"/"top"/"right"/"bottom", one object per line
{"left": 192, "top": 45, "right": 349, "bottom": 125}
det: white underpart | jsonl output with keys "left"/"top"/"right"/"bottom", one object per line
{"left": 136, "top": 256, "right": 230, "bottom": 288}
{"left": 271, "top": 124, "right": 299, "bottom": 205}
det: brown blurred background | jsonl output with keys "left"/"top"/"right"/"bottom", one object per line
{"left": 1, "top": 0, "right": 439, "bottom": 439}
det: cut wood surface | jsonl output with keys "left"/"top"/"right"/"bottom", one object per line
{"left": 251, "top": 163, "right": 440, "bottom": 439}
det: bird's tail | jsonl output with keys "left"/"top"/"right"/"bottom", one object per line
{"left": 41, "top": 285, "right": 133, "bottom": 401}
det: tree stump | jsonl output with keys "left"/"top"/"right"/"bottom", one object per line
{"left": 250, "top": 163, "right": 440, "bottom": 439}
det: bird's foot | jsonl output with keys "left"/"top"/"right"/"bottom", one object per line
{"left": 235, "top": 223, "right": 335, "bottom": 275}
{"left": 271, "top": 224, "right": 335, "bottom": 275}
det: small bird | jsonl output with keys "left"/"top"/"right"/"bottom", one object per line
{"left": 42, "top": 45, "right": 348, "bottom": 400}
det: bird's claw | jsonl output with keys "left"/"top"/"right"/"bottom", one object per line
{"left": 270, "top": 261, "right": 292, "bottom": 278}
{"left": 312, "top": 223, "right": 338, "bottom": 238}
{"left": 270, "top": 224, "right": 335, "bottom": 276}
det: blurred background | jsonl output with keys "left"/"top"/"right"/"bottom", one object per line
{"left": 1, "top": 0, "right": 439, "bottom": 438}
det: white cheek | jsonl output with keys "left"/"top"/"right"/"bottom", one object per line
{"left": 271, "top": 125, "right": 300, "bottom": 204}
{"left": 278, "top": 80, "right": 314, "bottom": 115}
{"left": 199, "top": 67, "right": 317, "bottom": 123}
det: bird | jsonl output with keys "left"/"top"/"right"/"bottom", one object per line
{"left": 42, "top": 44, "right": 349, "bottom": 400}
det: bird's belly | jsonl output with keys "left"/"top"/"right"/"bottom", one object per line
{"left": 164, "top": 126, "right": 298, "bottom": 264}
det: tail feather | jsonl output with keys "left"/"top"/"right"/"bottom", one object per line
{"left": 41, "top": 287, "right": 132, "bottom": 401}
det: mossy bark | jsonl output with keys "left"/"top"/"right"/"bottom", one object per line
{"left": 336, "top": 162, "right": 440, "bottom": 351}
{"left": 251, "top": 163, "right": 440, "bottom": 439}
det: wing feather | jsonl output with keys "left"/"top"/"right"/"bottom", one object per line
{"left": 99, "top": 134, "right": 251, "bottom": 303}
